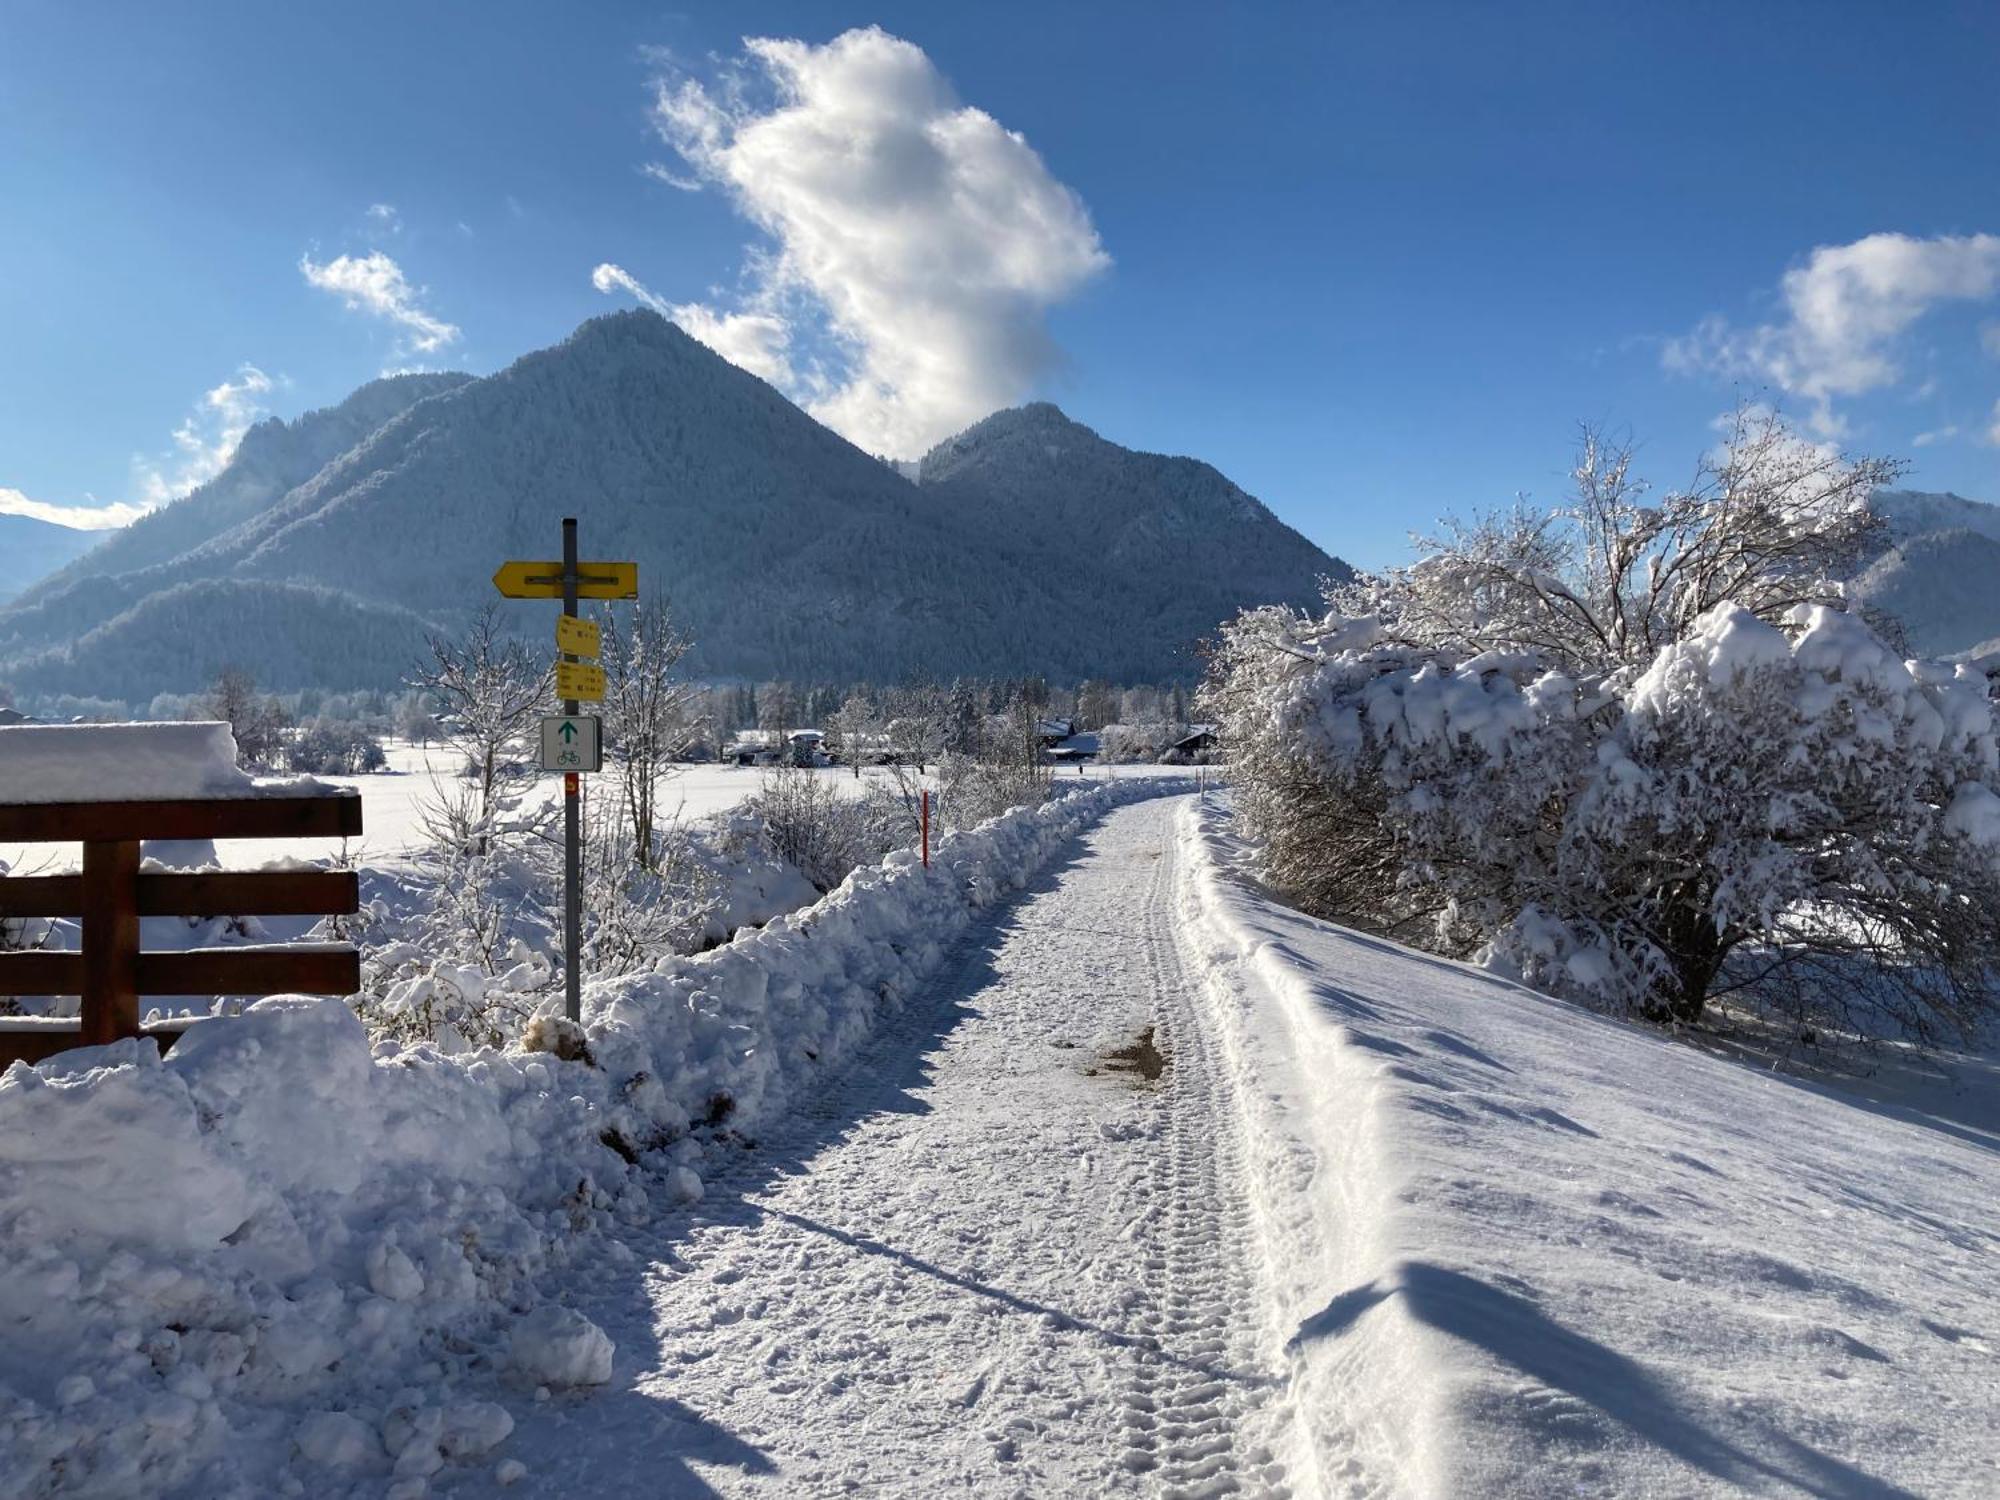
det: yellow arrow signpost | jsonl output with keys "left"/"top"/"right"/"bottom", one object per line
{"left": 494, "top": 521, "right": 637, "bottom": 1023}
{"left": 492, "top": 560, "right": 638, "bottom": 600}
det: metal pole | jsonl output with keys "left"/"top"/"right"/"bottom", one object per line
{"left": 562, "top": 516, "right": 581, "bottom": 1024}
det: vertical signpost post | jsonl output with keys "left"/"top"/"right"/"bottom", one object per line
{"left": 494, "top": 526, "right": 635, "bottom": 1024}
{"left": 560, "top": 518, "right": 581, "bottom": 1027}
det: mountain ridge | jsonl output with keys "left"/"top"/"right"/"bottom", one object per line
{"left": 0, "top": 312, "right": 1347, "bottom": 698}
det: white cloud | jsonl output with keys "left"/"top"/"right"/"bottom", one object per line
{"left": 1988, "top": 399, "right": 2000, "bottom": 448}
{"left": 0, "top": 488, "right": 146, "bottom": 530}
{"left": 133, "top": 365, "right": 275, "bottom": 508}
{"left": 300, "top": 250, "right": 460, "bottom": 356}
{"left": 1666, "top": 232, "right": 2000, "bottom": 436}
{"left": 624, "top": 26, "right": 1109, "bottom": 459}
{"left": 365, "top": 202, "right": 402, "bottom": 233}
{"left": 640, "top": 162, "right": 703, "bottom": 192}
{"left": 3, "top": 366, "right": 276, "bottom": 532}
{"left": 1984, "top": 321, "right": 2000, "bottom": 359}
{"left": 1911, "top": 425, "right": 1959, "bottom": 447}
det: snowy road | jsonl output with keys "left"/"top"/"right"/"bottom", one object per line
{"left": 505, "top": 797, "right": 1295, "bottom": 1498}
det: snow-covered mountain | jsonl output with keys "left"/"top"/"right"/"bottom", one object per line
{"left": 20, "top": 372, "right": 473, "bottom": 604}
{"left": 0, "top": 312, "right": 1345, "bottom": 697}
{"left": 0, "top": 512, "right": 105, "bottom": 603}
{"left": 1852, "top": 490, "right": 2000, "bottom": 657}
{"left": 1868, "top": 487, "right": 2000, "bottom": 545}
{"left": 918, "top": 402, "right": 1343, "bottom": 668}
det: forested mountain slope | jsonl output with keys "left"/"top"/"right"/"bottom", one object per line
{"left": 0, "top": 312, "right": 1346, "bottom": 695}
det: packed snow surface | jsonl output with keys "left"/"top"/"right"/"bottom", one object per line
{"left": 0, "top": 722, "right": 259, "bottom": 803}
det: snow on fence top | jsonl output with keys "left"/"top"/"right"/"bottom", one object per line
{"left": 0, "top": 721, "right": 335, "bottom": 804}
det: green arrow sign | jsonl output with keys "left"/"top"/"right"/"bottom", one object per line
{"left": 539, "top": 714, "right": 602, "bottom": 772}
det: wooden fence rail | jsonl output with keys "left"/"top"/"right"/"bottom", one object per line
{"left": 0, "top": 793, "right": 362, "bottom": 1068}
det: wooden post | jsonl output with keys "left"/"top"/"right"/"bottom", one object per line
{"left": 79, "top": 840, "right": 140, "bottom": 1046}
{"left": 921, "top": 789, "right": 930, "bottom": 870}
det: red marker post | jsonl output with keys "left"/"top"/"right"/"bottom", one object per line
{"left": 921, "top": 789, "right": 930, "bottom": 869}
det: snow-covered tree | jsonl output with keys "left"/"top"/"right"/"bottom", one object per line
{"left": 830, "top": 693, "right": 877, "bottom": 777}
{"left": 1340, "top": 409, "right": 1898, "bottom": 673}
{"left": 599, "top": 598, "right": 698, "bottom": 871}
{"left": 1207, "top": 415, "right": 2000, "bottom": 1043}
{"left": 411, "top": 606, "right": 550, "bottom": 855}
{"left": 201, "top": 665, "right": 289, "bottom": 769}
{"left": 885, "top": 680, "right": 949, "bottom": 771}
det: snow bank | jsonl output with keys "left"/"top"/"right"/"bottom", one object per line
{"left": 0, "top": 722, "right": 258, "bottom": 803}
{"left": 1177, "top": 796, "right": 2000, "bottom": 1496}
{"left": 0, "top": 776, "right": 1169, "bottom": 1497}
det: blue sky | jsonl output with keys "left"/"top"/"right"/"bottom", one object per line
{"left": 3, "top": 1, "right": 1998, "bottom": 568}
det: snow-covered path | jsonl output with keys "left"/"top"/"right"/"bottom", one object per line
{"left": 504, "top": 797, "right": 1293, "bottom": 1498}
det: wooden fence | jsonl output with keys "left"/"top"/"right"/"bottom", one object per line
{"left": 0, "top": 792, "right": 362, "bottom": 1067}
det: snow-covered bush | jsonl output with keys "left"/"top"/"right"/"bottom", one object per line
{"left": 1208, "top": 414, "right": 2000, "bottom": 1041}
{"left": 1097, "top": 722, "right": 1176, "bottom": 763}
{"left": 934, "top": 751, "right": 1052, "bottom": 830}
{"left": 746, "top": 766, "right": 918, "bottom": 892}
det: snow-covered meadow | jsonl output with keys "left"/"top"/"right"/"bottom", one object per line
{"left": 0, "top": 740, "right": 1186, "bottom": 875}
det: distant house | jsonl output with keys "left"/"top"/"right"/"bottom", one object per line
{"left": 0, "top": 708, "right": 33, "bottom": 727}
{"left": 1047, "top": 730, "right": 1100, "bottom": 764}
{"left": 836, "top": 731, "right": 905, "bottom": 767}
{"left": 1160, "top": 726, "right": 1217, "bottom": 764}
{"left": 728, "top": 728, "right": 826, "bottom": 767}
{"left": 725, "top": 729, "right": 775, "bottom": 766}
{"left": 1034, "top": 717, "right": 1076, "bottom": 748}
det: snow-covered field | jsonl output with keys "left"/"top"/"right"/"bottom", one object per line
{"left": 0, "top": 741, "right": 1192, "bottom": 875}
{"left": 5, "top": 785, "right": 1993, "bottom": 1496}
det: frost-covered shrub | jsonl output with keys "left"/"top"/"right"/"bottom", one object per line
{"left": 747, "top": 766, "right": 919, "bottom": 891}
{"left": 1098, "top": 722, "right": 1175, "bottom": 763}
{"left": 1208, "top": 414, "right": 2000, "bottom": 1042}
{"left": 934, "top": 751, "right": 1053, "bottom": 830}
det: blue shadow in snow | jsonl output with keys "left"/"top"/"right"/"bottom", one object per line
{"left": 1291, "top": 1262, "right": 1917, "bottom": 1499}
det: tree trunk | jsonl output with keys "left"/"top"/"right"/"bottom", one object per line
{"left": 1651, "top": 888, "right": 1723, "bottom": 1025}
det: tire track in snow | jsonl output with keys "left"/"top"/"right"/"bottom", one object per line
{"left": 1116, "top": 827, "right": 1291, "bottom": 1499}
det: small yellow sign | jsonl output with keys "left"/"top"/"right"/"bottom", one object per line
{"left": 556, "top": 661, "right": 607, "bottom": 702}
{"left": 493, "top": 560, "right": 639, "bottom": 600}
{"left": 555, "top": 613, "right": 601, "bottom": 658}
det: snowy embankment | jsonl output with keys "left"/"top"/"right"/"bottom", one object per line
{"left": 1178, "top": 797, "right": 2000, "bottom": 1496}
{"left": 0, "top": 778, "right": 1170, "bottom": 1499}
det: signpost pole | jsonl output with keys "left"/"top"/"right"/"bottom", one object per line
{"left": 562, "top": 516, "right": 581, "bottom": 1025}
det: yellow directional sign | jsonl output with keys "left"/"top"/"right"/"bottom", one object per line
{"left": 555, "top": 613, "right": 601, "bottom": 658}
{"left": 556, "top": 661, "right": 607, "bottom": 702}
{"left": 493, "top": 560, "right": 639, "bottom": 600}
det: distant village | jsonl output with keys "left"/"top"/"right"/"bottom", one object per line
{"left": 722, "top": 718, "right": 1216, "bottom": 769}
